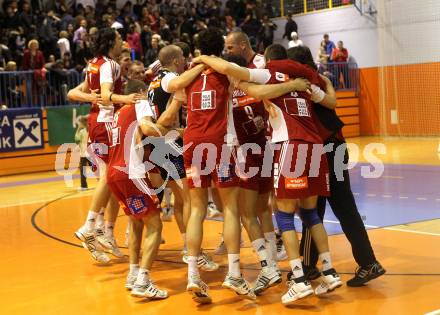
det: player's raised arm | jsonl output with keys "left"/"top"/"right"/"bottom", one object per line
{"left": 238, "top": 78, "right": 311, "bottom": 100}
{"left": 157, "top": 98, "right": 183, "bottom": 127}
{"left": 165, "top": 64, "right": 206, "bottom": 92}
{"left": 192, "top": 55, "right": 251, "bottom": 81}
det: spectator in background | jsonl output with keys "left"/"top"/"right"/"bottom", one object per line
{"left": 323, "top": 33, "right": 336, "bottom": 61}
{"left": 22, "top": 39, "right": 45, "bottom": 70}
{"left": 331, "top": 40, "right": 349, "bottom": 88}
{"left": 288, "top": 31, "right": 303, "bottom": 48}
{"left": 145, "top": 36, "right": 161, "bottom": 65}
{"left": 283, "top": 11, "right": 298, "bottom": 40}
{"left": 127, "top": 23, "right": 142, "bottom": 60}
{"left": 57, "top": 30, "right": 71, "bottom": 58}
{"left": 39, "top": 10, "right": 61, "bottom": 57}
{"left": 73, "top": 19, "right": 87, "bottom": 44}
{"left": 258, "top": 14, "right": 277, "bottom": 51}
{"left": 317, "top": 40, "right": 332, "bottom": 79}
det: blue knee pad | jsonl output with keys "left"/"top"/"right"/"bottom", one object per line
{"left": 274, "top": 210, "right": 296, "bottom": 233}
{"left": 299, "top": 208, "right": 321, "bottom": 227}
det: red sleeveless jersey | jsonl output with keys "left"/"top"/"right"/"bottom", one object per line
{"left": 266, "top": 60, "right": 325, "bottom": 144}
{"left": 184, "top": 68, "right": 231, "bottom": 143}
{"left": 232, "top": 54, "right": 267, "bottom": 145}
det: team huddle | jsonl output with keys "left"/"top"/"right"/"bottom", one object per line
{"left": 67, "top": 26, "right": 385, "bottom": 306}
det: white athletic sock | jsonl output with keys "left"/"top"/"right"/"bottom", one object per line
{"left": 105, "top": 221, "right": 114, "bottom": 237}
{"left": 95, "top": 207, "right": 105, "bottom": 230}
{"left": 187, "top": 256, "right": 199, "bottom": 280}
{"left": 84, "top": 211, "right": 98, "bottom": 232}
{"left": 129, "top": 264, "right": 139, "bottom": 275}
{"left": 181, "top": 233, "right": 187, "bottom": 249}
{"left": 319, "top": 252, "right": 332, "bottom": 271}
{"left": 289, "top": 258, "right": 305, "bottom": 279}
{"left": 135, "top": 268, "right": 150, "bottom": 285}
{"left": 264, "top": 232, "right": 277, "bottom": 263}
{"left": 228, "top": 254, "right": 241, "bottom": 278}
{"left": 251, "top": 238, "right": 270, "bottom": 268}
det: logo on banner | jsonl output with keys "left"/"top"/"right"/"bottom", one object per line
{"left": 13, "top": 118, "right": 42, "bottom": 148}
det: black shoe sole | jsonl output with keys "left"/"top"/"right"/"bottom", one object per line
{"left": 347, "top": 268, "right": 386, "bottom": 287}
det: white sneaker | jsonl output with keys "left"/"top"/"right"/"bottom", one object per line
{"left": 281, "top": 279, "right": 314, "bottom": 305}
{"left": 161, "top": 207, "right": 173, "bottom": 222}
{"left": 214, "top": 240, "right": 227, "bottom": 255}
{"left": 74, "top": 228, "right": 110, "bottom": 264}
{"left": 222, "top": 274, "right": 256, "bottom": 300}
{"left": 96, "top": 234, "right": 125, "bottom": 258}
{"left": 187, "top": 274, "right": 212, "bottom": 304}
{"left": 207, "top": 202, "right": 222, "bottom": 219}
{"left": 276, "top": 236, "right": 288, "bottom": 261}
{"left": 131, "top": 280, "right": 168, "bottom": 299}
{"left": 314, "top": 269, "right": 343, "bottom": 295}
{"left": 125, "top": 272, "right": 138, "bottom": 290}
{"left": 253, "top": 266, "right": 282, "bottom": 295}
{"left": 198, "top": 252, "right": 219, "bottom": 271}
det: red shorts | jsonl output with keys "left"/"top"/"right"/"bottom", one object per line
{"left": 183, "top": 140, "right": 239, "bottom": 189}
{"left": 273, "top": 140, "right": 329, "bottom": 199}
{"left": 235, "top": 141, "right": 273, "bottom": 194}
{"left": 107, "top": 177, "right": 160, "bottom": 219}
{"left": 88, "top": 111, "right": 111, "bottom": 163}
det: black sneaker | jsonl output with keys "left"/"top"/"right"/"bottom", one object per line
{"left": 287, "top": 264, "right": 321, "bottom": 282}
{"left": 347, "top": 261, "right": 386, "bottom": 287}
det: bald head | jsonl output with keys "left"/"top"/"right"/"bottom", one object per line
{"left": 225, "top": 31, "right": 254, "bottom": 62}
{"left": 158, "top": 44, "right": 186, "bottom": 73}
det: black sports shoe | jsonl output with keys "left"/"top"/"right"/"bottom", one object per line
{"left": 347, "top": 261, "right": 386, "bottom": 287}
{"left": 287, "top": 264, "right": 321, "bottom": 282}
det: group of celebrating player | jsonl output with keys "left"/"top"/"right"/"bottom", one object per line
{"left": 67, "top": 25, "right": 385, "bottom": 306}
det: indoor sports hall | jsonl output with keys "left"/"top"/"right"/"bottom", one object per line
{"left": 0, "top": 1, "right": 439, "bottom": 314}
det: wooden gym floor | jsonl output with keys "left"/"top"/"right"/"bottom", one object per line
{"left": 1, "top": 136, "right": 440, "bottom": 315}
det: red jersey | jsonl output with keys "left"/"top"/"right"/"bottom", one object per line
{"left": 85, "top": 56, "right": 123, "bottom": 115}
{"left": 232, "top": 53, "right": 267, "bottom": 145}
{"left": 183, "top": 68, "right": 231, "bottom": 143}
{"left": 264, "top": 60, "right": 325, "bottom": 144}
{"left": 107, "top": 101, "right": 153, "bottom": 182}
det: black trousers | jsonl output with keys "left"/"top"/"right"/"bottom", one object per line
{"left": 300, "top": 138, "right": 377, "bottom": 267}
{"left": 79, "top": 157, "right": 91, "bottom": 189}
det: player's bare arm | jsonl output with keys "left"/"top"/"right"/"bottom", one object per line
{"left": 166, "top": 64, "right": 206, "bottom": 92}
{"left": 157, "top": 99, "right": 183, "bottom": 127}
{"left": 67, "top": 81, "right": 102, "bottom": 103}
{"left": 237, "top": 78, "right": 311, "bottom": 100}
{"left": 101, "top": 82, "right": 144, "bottom": 105}
{"left": 193, "top": 55, "right": 251, "bottom": 81}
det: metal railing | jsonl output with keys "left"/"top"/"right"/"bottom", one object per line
{"left": 269, "top": 0, "right": 353, "bottom": 18}
{"left": 0, "top": 70, "right": 81, "bottom": 108}
{"left": 318, "top": 61, "right": 359, "bottom": 93}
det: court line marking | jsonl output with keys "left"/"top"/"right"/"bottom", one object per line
{"left": 384, "top": 227, "right": 440, "bottom": 237}
{"left": 0, "top": 190, "right": 95, "bottom": 208}
{"left": 30, "top": 193, "right": 440, "bottom": 276}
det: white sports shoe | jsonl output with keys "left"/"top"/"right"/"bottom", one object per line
{"left": 131, "top": 280, "right": 168, "bottom": 299}
{"left": 187, "top": 274, "right": 212, "bottom": 304}
{"left": 207, "top": 202, "right": 222, "bottom": 219}
{"left": 198, "top": 252, "right": 219, "bottom": 271}
{"left": 222, "top": 274, "right": 256, "bottom": 300}
{"left": 161, "top": 207, "right": 173, "bottom": 222}
{"left": 74, "top": 228, "right": 110, "bottom": 264}
{"left": 314, "top": 269, "right": 343, "bottom": 295}
{"left": 281, "top": 279, "right": 314, "bottom": 305}
{"left": 276, "top": 236, "right": 288, "bottom": 261}
{"left": 96, "top": 234, "right": 125, "bottom": 258}
{"left": 253, "top": 266, "right": 282, "bottom": 295}
{"left": 125, "top": 272, "right": 138, "bottom": 290}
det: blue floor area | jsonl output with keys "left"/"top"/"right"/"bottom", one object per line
{"left": 322, "top": 163, "right": 440, "bottom": 235}
{"left": 209, "top": 163, "right": 440, "bottom": 236}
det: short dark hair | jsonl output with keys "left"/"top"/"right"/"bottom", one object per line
{"left": 197, "top": 27, "right": 224, "bottom": 57}
{"left": 124, "top": 79, "right": 147, "bottom": 95}
{"left": 93, "top": 27, "right": 117, "bottom": 56}
{"left": 264, "top": 44, "right": 287, "bottom": 61}
{"left": 175, "top": 41, "right": 191, "bottom": 58}
{"left": 287, "top": 46, "right": 317, "bottom": 70}
{"left": 223, "top": 54, "right": 247, "bottom": 67}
